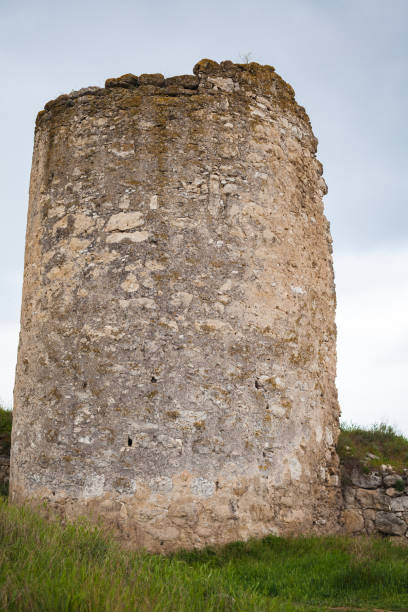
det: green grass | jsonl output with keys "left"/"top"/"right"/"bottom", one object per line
{"left": 338, "top": 422, "right": 408, "bottom": 473}
{"left": 1, "top": 499, "right": 408, "bottom": 611}
{"left": 2, "top": 414, "right": 408, "bottom": 609}
{"left": 0, "top": 405, "right": 12, "bottom": 455}
{"left": 0, "top": 405, "right": 11, "bottom": 496}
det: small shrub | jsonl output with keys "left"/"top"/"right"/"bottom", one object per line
{"left": 0, "top": 405, "right": 12, "bottom": 434}
{"left": 0, "top": 481, "right": 8, "bottom": 496}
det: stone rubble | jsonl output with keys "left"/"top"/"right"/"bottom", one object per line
{"left": 342, "top": 464, "right": 408, "bottom": 537}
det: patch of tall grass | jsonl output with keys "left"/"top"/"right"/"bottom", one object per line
{"left": 0, "top": 499, "right": 273, "bottom": 611}
{"left": 0, "top": 405, "right": 12, "bottom": 454}
{"left": 338, "top": 422, "right": 408, "bottom": 472}
{"left": 1, "top": 499, "right": 408, "bottom": 610}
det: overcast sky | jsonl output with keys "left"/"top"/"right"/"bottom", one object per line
{"left": 1, "top": 0, "right": 407, "bottom": 431}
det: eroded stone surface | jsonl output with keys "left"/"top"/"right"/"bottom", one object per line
{"left": 11, "top": 59, "right": 341, "bottom": 551}
{"left": 341, "top": 465, "right": 408, "bottom": 539}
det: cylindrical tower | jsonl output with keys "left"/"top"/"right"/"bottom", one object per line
{"left": 11, "top": 60, "right": 341, "bottom": 551}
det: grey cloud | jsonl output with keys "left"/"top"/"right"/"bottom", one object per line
{"left": 1, "top": 0, "right": 407, "bottom": 415}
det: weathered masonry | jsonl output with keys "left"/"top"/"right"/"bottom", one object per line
{"left": 11, "top": 59, "right": 341, "bottom": 551}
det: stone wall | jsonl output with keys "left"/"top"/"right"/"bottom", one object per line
{"left": 0, "top": 456, "right": 9, "bottom": 490}
{"left": 342, "top": 465, "right": 408, "bottom": 539}
{"left": 11, "top": 59, "right": 341, "bottom": 551}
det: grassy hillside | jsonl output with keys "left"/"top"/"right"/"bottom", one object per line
{"left": 338, "top": 422, "right": 408, "bottom": 473}
{"left": 1, "top": 499, "right": 408, "bottom": 611}
{"left": 0, "top": 406, "right": 12, "bottom": 455}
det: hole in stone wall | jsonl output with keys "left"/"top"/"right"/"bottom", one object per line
{"left": 128, "top": 436, "right": 133, "bottom": 447}
{"left": 255, "top": 379, "right": 261, "bottom": 389}
{"left": 151, "top": 376, "right": 157, "bottom": 383}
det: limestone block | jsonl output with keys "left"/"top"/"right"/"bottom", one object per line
{"left": 139, "top": 73, "right": 165, "bottom": 87}
{"left": 350, "top": 469, "right": 382, "bottom": 489}
{"left": 375, "top": 512, "right": 406, "bottom": 536}
{"left": 386, "top": 488, "right": 401, "bottom": 497}
{"left": 363, "top": 509, "right": 376, "bottom": 521}
{"left": 106, "top": 212, "right": 144, "bottom": 232}
{"left": 343, "top": 486, "right": 356, "bottom": 507}
{"left": 390, "top": 496, "right": 408, "bottom": 512}
{"left": 355, "top": 488, "right": 390, "bottom": 511}
{"left": 165, "top": 75, "right": 199, "bottom": 90}
{"left": 342, "top": 509, "right": 364, "bottom": 534}
{"left": 105, "top": 74, "right": 139, "bottom": 89}
{"left": 383, "top": 474, "right": 403, "bottom": 488}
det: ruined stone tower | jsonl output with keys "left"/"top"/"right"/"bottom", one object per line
{"left": 11, "top": 59, "right": 341, "bottom": 551}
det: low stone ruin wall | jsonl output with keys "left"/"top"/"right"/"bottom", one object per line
{"left": 341, "top": 466, "right": 408, "bottom": 539}
{"left": 0, "top": 456, "right": 9, "bottom": 490}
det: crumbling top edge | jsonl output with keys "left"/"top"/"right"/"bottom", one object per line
{"left": 38, "top": 58, "right": 306, "bottom": 127}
